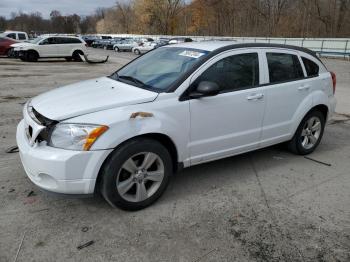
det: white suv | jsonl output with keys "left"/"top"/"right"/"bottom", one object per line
{"left": 12, "top": 35, "right": 87, "bottom": 62}
{"left": 17, "top": 42, "right": 336, "bottom": 210}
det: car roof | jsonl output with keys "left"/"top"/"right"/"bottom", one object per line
{"left": 2, "top": 31, "right": 26, "bottom": 34}
{"left": 41, "top": 35, "right": 80, "bottom": 39}
{"left": 169, "top": 41, "right": 236, "bottom": 51}
{"left": 168, "top": 41, "right": 319, "bottom": 60}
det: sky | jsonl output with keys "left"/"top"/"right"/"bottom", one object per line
{"left": 0, "top": 0, "right": 119, "bottom": 18}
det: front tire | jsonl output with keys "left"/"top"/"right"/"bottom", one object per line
{"left": 288, "top": 110, "right": 325, "bottom": 155}
{"left": 134, "top": 49, "right": 141, "bottom": 55}
{"left": 26, "top": 51, "right": 38, "bottom": 62}
{"left": 114, "top": 46, "right": 120, "bottom": 52}
{"left": 100, "top": 138, "right": 173, "bottom": 210}
{"left": 6, "top": 48, "right": 14, "bottom": 57}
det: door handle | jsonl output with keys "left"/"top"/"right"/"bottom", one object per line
{"left": 298, "top": 85, "right": 311, "bottom": 91}
{"left": 247, "top": 93, "right": 264, "bottom": 101}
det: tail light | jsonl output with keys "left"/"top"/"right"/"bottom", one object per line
{"left": 330, "top": 71, "right": 336, "bottom": 94}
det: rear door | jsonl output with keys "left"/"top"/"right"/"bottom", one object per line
{"left": 260, "top": 50, "right": 311, "bottom": 147}
{"left": 57, "top": 37, "right": 80, "bottom": 56}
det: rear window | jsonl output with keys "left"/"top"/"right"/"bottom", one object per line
{"left": 267, "top": 53, "right": 304, "bottom": 84}
{"left": 302, "top": 57, "right": 319, "bottom": 77}
{"left": 18, "top": 33, "right": 26, "bottom": 40}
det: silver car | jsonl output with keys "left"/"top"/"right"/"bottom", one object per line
{"left": 113, "top": 40, "right": 139, "bottom": 52}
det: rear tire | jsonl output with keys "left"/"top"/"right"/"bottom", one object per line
{"left": 72, "top": 50, "right": 83, "bottom": 62}
{"left": 134, "top": 49, "right": 141, "bottom": 55}
{"left": 100, "top": 138, "right": 173, "bottom": 210}
{"left": 114, "top": 46, "right": 120, "bottom": 52}
{"left": 287, "top": 110, "right": 325, "bottom": 155}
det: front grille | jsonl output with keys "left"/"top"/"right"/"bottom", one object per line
{"left": 28, "top": 125, "right": 33, "bottom": 137}
{"left": 28, "top": 107, "right": 58, "bottom": 143}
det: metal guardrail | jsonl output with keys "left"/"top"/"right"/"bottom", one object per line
{"left": 94, "top": 34, "right": 350, "bottom": 59}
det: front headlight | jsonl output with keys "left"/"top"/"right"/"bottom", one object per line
{"left": 48, "top": 123, "right": 108, "bottom": 151}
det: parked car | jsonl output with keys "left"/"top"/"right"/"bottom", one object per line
{"left": 17, "top": 42, "right": 336, "bottom": 210}
{"left": 91, "top": 39, "right": 110, "bottom": 48}
{"left": 168, "top": 37, "right": 193, "bottom": 44}
{"left": 0, "top": 31, "right": 29, "bottom": 41}
{"left": 113, "top": 40, "right": 139, "bottom": 52}
{"left": 104, "top": 39, "right": 123, "bottom": 50}
{"left": 132, "top": 42, "right": 157, "bottom": 55}
{"left": 0, "top": 36, "right": 18, "bottom": 56}
{"left": 154, "top": 40, "right": 169, "bottom": 48}
{"left": 82, "top": 36, "right": 99, "bottom": 47}
{"left": 12, "top": 35, "right": 87, "bottom": 62}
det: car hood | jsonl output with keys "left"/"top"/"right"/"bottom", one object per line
{"left": 11, "top": 42, "right": 35, "bottom": 48}
{"left": 31, "top": 77, "right": 158, "bottom": 121}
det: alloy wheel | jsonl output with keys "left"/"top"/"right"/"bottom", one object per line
{"left": 301, "top": 116, "right": 322, "bottom": 149}
{"left": 116, "top": 152, "right": 165, "bottom": 203}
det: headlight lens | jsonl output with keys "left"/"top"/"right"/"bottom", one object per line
{"left": 48, "top": 124, "right": 108, "bottom": 151}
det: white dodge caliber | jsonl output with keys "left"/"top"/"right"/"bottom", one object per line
{"left": 17, "top": 42, "right": 336, "bottom": 210}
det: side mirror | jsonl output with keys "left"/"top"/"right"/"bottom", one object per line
{"left": 189, "top": 81, "right": 221, "bottom": 99}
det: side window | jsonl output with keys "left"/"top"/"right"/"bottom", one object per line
{"left": 302, "top": 57, "right": 319, "bottom": 77}
{"left": 197, "top": 53, "right": 259, "bottom": 92}
{"left": 41, "top": 38, "right": 56, "bottom": 45}
{"left": 18, "top": 33, "right": 26, "bottom": 40}
{"left": 6, "top": 33, "right": 16, "bottom": 39}
{"left": 267, "top": 53, "right": 304, "bottom": 84}
{"left": 51, "top": 38, "right": 60, "bottom": 44}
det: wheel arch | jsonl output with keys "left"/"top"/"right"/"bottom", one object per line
{"left": 291, "top": 103, "right": 329, "bottom": 139}
{"left": 72, "top": 49, "right": 84, "bottom": 56}
{"left": 94, "top": 132, "right": 180, "bottom": 194}
{"left": 27, "top": 49, "right": 39, "bottom": 57}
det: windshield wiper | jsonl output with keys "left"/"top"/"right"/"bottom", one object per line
{"left": 118, "top": 75, "right": 155, "bottom": 90}
{"left": 118, "top": 75, "right": 146, "bottom": 87}
{"left": 109, "top": 73, "right": 155, "bottom": 90}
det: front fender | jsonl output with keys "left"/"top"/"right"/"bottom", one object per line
{"left": 65, "top": 98, "right": 190, "bottom": 164}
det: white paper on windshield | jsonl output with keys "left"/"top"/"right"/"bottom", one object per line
{"left": 178, "top": 50, "right": 205, "bottom": 59}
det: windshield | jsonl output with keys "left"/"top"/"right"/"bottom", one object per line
{"left": 30, "top": 37, "right": 44, "bottom": 44}
{"left": 112, "top": 47, "right": 209, "bottom": 91}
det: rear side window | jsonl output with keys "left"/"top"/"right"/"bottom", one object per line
{"left": 267, "top": 53, "right": 304, "bottom": 84}
{"left": 18, "top": 33, "right": 26, "bottom": 40}
{"left": 66, "top": 38, "right": 82, "bottom": 44}
{"left": 302, "top": 57, "right": 319, "bottom": 77}
{"left": 198, "top": 53, "right": 259, "bottom": 92}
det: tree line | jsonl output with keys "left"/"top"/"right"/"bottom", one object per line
{"left": 1, "top": 0, "right": 350, "bottom": 38}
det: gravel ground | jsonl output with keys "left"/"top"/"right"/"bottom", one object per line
{"left": 0, "top": 49, "right": 349, "bottom": 262}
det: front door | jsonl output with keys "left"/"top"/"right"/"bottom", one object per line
{"left": 188, "top": 51, "right": 266, "bottom": 165}
{"left": 38, "top": 37, "right": 59, "bottom": 57}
